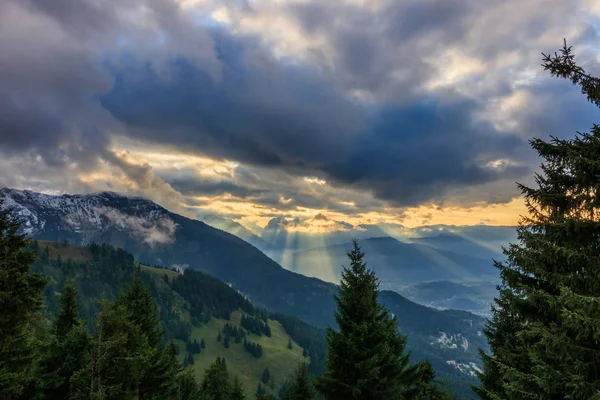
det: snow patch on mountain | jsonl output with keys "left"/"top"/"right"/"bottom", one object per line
{"left": 0, "top": 188, "right": 177, "bottom": 246}
{"left": 433, "top": 332, "right": 469, "bottom": 352}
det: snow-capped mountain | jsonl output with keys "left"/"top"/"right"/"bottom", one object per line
{"left": 0, "top": 187, "right": 340, "bottom": 327}
{"left": 1, "top": 188, "right": 174, "bottom": 247}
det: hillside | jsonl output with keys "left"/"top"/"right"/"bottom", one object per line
{"left": 183, "top": 311, "right": 307, "bottom": 396}
{"left": 30, "top": 241, "right": 322, "bottom": 397}
{"left": 398, "top": 280, "right": 499, "bottom": 316}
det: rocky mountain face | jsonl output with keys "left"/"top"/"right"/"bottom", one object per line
{"left": 1, "top": 189, "right": 172, "bottom": 245}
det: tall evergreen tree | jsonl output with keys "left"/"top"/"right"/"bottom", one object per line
{"left": 281, "top": 362, "right": 315, "bottom": 400}
{"left": 261, "top": 368, "right": 271, "bottom": 384}
{"left": 116, "top": 268, "right": 163, "bottom": 347}
{"left": 0, "top": 199, "right": 47, "bottom": 399}
{"left": 201, "top": 357, "right": 230, "bottom": 400}
{"left": 117, "top": 271, "right": 177, "bottom": 399}
{"left": 476, "top": 41, "right": 600, "bottom": 399}
{"left": 177, "top": 367, "right": 205, "bottom": 400}
{"left": 316, "top": 239, "right": 437, "bottom": 400}
{"left": 39, "top": 278, "right": 90, "bottom": 399}
{"left": 54, "top": 277, "right": 80, "bottom": 340}
{"left": 71, "top": 299, "right": 151, "bottom": 399}
{"left": 230, "top": 376, "right": 246, "bottom": 400}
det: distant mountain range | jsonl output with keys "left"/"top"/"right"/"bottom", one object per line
{"left": 196, "top": 212, "right": 516, "bottom": 285}
{"left": 1, "top": 187, "right": 488, "bottom": 394}
{"left": 282, "top": 236, "right": 500, "bottom": 288}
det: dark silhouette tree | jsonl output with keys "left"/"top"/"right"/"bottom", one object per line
{"left": 281, "top": 362, "right": 315, "bottom": 400}
{"left": 316, "top": 240, "right": 443, "bottom": 399}
{"left": 230, "top": 376, "right": 246, "bottom": 400}
{"left": 476, "top": 40, "right": 600, "bottom": 399}
{"left": 0, "top": 199, "right": 47, "bottom": 399}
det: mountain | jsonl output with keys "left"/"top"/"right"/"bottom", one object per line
{"left": 408, "top": 231, "right": 512, "bottom": 260}
{"left": 2, "top": 188, "right": 487, "bottom": 395}
{"left": 398, "top": 280, "right": 499, "bottom": 316}
{"left": 0, "top": 188, "right": 338, "bottom": 326}
{"left": 197, "top": 213, "right": 272, "bottom": 251}
{"left": 286, "top": 236, "right": 498, "bottom": 288}
{"left": 259, "top": 216, "right": 413, "bottom": 254}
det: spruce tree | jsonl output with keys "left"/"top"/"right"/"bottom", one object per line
{"left": 0, "top": 199, "right": 47, "bottom": 399}
{"left": 476, "top": 41, "right": 600, "bottom": 399}
{"left": 230, "top": 376, "right": 246, "bottom": 400}
{"left": 71, "top": 299, "right": 151, "bottom": 399}
{"left": 261, "top": 367, "right": 270, "bottom": 384}
{"left": 177, "top": 366, "right": 205, "bottom": 400}
{"left": 54, "top": 277, "right": 80, "bottom": 340}
{"left": 316, "top": 239, "right": 435, "bottom": 400}
{"left": 116, "top": 268, "right": 163, "bottom": 347}
{"left": 201, "top": 357, "right": 230, "bottom": 400}
{"left": 39, "top": 278, "right": 90, "bottom": 399}
{"left": 282, "top": 362, "right": 315, "bottom": 400}
{"left": 288, "top": 338, "right": 293, "bottom": 350}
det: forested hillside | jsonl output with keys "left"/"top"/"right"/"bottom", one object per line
{"left": 28, "top": 240, "right": 326, "bottom": 398}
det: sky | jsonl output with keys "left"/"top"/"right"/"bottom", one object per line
{"left": 1, "top": 0, "right": 599, "bottom": 232}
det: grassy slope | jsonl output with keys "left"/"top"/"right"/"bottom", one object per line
{"left": 140, "top": 264, "right": 180, "bottom": 282}
{"left": 182, "top": 311, "right": 308, "bottom": 396}
{"left": 37, "top": 240, "right": 93, "bottom": 261}
{"left": 140, "top": 264, "right": 308, "bottom": 396}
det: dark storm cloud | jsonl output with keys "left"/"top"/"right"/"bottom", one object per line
{"left": 100, "top": 32, "right": 361, "bottom": 167}
{"left": 166, "top": 176, "right": 266, "bottom": 198}
{"left": 99, "top": 37, "right": 531, "bottom": 206}
{"left": 324, "top": 99, "right": 531, "bottom": 206}
{"left": 286, "top": 0, "right": 479, "bottom": 96}
{"left": 0, "top": 0, "right": 597, "bottom": 210}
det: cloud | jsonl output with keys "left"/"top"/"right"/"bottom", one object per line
{"left": 1, "top": 0, "right": 599, "bottom": 225}
{"left": 93, "top": 206, "right": 177, "bottom": 247}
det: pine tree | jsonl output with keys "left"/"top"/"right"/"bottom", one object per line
{"left": 116, "top": 268, "right": 163, "bottom": 347}
{"left": 282, "top": 362, "right": 315, "bottom": 400}
{"left": 177, "top": 366, "right": 204, "bottom": 400}
{"left": 476, "top": 41, "right": 600, "bottom": 399}
{"left": 201, "top": 357, "right": 230, "bottom": 400}
{"left": 39, "top": 279, "right": 90, "bottom": 399}
{"left": 54, "top": 277, "right": 80, "bottom": 340}
{"left": 117, "top": 271, "right": 176, "bottom": 399}
{"left": 230, "top": 376, "right": 246, "bottom": 400}
{"left": 0, "top": 199, "right": 47, "bottom": 399}
{"left": 71, "top": 299, "right": 151, "bottom": 399}
{"left": 316, "top": 239, "right": 438, "bottom": 399}
{"left": 256, "top": 382, "right": 265, "bottom": 396}
{"left": 261, "top": 367, "right": 270, "bottom": 384}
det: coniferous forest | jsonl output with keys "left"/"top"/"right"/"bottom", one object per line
{"left": 2, "top": 41, "right": 600, "bottom": 400}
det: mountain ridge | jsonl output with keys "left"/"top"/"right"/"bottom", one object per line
{"left": 1, "top": 187, "right": 487, "bottom": 394}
